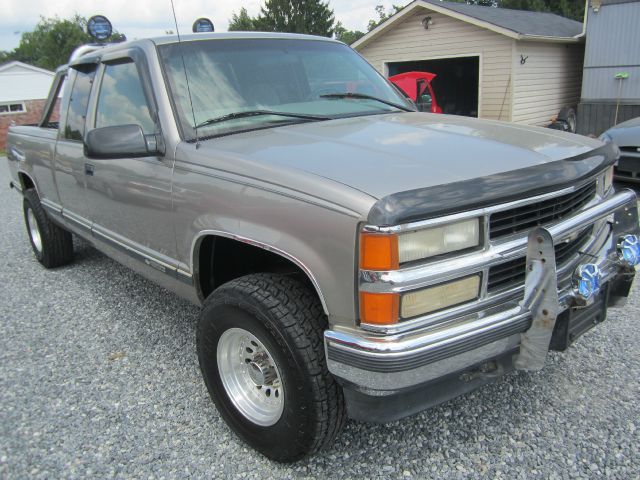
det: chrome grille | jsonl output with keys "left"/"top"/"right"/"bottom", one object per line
{"left": 487, "top": 228, "right": 592, "bottom": 293}
{"left": 489, "top": 182, "right": 597, "bottom": 240}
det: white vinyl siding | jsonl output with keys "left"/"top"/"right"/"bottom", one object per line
{"left": 512, "top": 41, "right": 584, "bottom": 126}
{"left": 357, "top": 10, "right": 514, "bottom": 121}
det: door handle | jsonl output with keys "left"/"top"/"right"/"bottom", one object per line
{"left": 85, "top": 163, "right": 95, "bottom": 176}
{"left": 10, "top": 147, "right": 25, "bottom": 162}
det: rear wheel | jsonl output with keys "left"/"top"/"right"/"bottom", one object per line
{"left": 558, "top": 107, "right": 577, "bottom": 133}
{"left": 23, "top": 189, "right": 74, "bottom": 268}
{"left": 197, "top": 273, "right": 346, "bottom": 462}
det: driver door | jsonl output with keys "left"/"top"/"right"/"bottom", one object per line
{"left": 83, "top": 53, "right": 177, "bottom": 268}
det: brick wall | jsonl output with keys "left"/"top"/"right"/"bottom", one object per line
{"left": 0, "top": 99, "right": 60, "bottom": 152}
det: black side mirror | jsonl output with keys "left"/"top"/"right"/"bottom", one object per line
{"left": 84, "top": 124, "right": 163, "bottom": 159}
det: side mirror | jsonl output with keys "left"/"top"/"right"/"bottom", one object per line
{"left": 84, "top": 124, "right": 163, "bottom": 159}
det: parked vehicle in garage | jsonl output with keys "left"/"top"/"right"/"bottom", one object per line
{"left": 6, "top": 27, "right": 640, "bottom": 462}
{"left": 389, "top": 71, "right": 442, "bottom": 113}
{"left": 600, "top": 116, "right": 640, "bottom": 183}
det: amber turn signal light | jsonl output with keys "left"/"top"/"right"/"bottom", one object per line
{"left": 360, "top": 292, "right": 400, "bottom": 325}
{"left": 360, "top": 233, "right": 399, "bottom": 270}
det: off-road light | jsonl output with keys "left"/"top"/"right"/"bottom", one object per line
{"left": 87, "top": 15, "right": 112, "bottom": 41}
{"left": 618, "top": 234, "right": 640, "bottom": 266}
{"left": 573, "top": 263, "right": 602, "bottom": 301}
{"left": 193, "top": 18, "right": 214, "bottom": 33}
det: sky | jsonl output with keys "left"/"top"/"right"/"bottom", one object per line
{"left": 0, "top": 0, "right": 398, "bottom": 51}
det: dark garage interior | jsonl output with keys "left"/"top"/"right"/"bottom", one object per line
{"left": 388, "top": 56, "right": 479, "bottom": 117}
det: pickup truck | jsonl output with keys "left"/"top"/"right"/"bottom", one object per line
{"left": 6, "top": 32, "right": 640, "bottom": 462}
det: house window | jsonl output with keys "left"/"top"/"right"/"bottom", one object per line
{"left": 0, "top": 102, "right": 26, "bottom": 115}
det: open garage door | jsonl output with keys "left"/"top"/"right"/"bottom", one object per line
{"left": 388, "top": 56, "right": 479, "bottom": 117}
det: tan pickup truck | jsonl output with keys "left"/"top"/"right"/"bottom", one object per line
{"left": 6, "top": 32, "right": 640, "bottom": 461}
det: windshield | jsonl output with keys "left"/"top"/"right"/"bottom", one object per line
{"left": 158, "top": 38, "right": 415, "bottom": 140}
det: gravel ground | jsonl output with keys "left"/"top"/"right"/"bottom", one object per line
{"left": 1, "top": 158, "right": 639, "bottom": 479}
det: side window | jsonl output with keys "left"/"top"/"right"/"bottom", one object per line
{"left": 64, "top": 67, "right": 96, "bottom": 141}
{"left": 42, "top": 73, "right": 66, "bottom": 129}
{"left": 95, "top": 61, "right": 155, "bottom": 134}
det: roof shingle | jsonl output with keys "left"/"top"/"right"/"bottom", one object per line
{"left": 423, "top": 0, "right": 584, "bottom": 38}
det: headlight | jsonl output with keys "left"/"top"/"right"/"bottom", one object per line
{"left": 401, "top": 275, "right": 481, "bottom": 319}
{"left": 360, "top": 218, "right": 481, "bottom": 270}
{"left": 398, "top": 218, "right": 480, "bottom": 263}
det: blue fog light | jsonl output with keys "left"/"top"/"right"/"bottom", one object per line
{"left": 618, "top": 234, "right": 640, "bottom": 266}
{"left": 574, "top": 263, "right": 601, "bottom": 300}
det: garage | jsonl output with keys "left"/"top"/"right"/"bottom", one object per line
{"left": 388, "top": 56, "right": 479, "bottom": 117}
{"left": 354, "top": 0, "right": 584, "bottom": 126}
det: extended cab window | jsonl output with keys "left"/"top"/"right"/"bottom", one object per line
{"left": 64, "top": 67, "right": 96, "bottom": 141}
{"left": 95, "top": 61, "right": 154, "bottom": 133}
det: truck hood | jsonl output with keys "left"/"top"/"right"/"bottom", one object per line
{"left": 199, "top": 112, "right": 602, "bottom": 201}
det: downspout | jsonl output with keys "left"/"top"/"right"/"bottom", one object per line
{"left": 574, "top": 0, "right": 589, "bottom": 40}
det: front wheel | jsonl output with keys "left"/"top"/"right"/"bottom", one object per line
{"left": 197, "top": 273, "right": 346, "bottom": 462}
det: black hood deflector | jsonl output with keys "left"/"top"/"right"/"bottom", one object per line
{"left": 368, "top": 142, "right": 618, "bottom": 226}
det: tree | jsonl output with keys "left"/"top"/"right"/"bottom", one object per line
{"left": 500, "top": 0, "right": 585, "bottom": 21}
{"left": 367, "top": 4, "right": 404, "bottom": 31}
{"left": 228, "top": 8, "right": 258, "bottom": 31}
{"left": 334, "top": 21, "right": 365, "bottom": 44}
{"left": 253, "top": 0, "right": 335, "bottom": 37}
{"left": 1, "top": 15, "right": 124, "bottom": 71}
{"left": 228, "top": 0, "right": 335, "bottom": 36}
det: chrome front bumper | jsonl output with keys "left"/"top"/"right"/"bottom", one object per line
{"left": 325, "top": 189, "right": 639, "bottom": 393}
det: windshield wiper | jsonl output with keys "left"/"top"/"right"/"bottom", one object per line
{"left": 194, "top": 110, "right": 331, "bottom": 130}
{"left": 319, "top": 92, "right": 414, "bottom": 112}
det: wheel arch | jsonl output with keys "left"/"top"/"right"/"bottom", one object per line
{"left": 191, "top": 230, "right": 329, "bottom": 315}
{"left": 17, "top": 170, "right": 37, "bottom": 193}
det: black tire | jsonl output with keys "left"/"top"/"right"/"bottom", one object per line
{"left": 23, "top": 188, "right": 74, "bottom": 268}
{"left": 557, "top": 106, "right": 577, "bottom": 133}
{"left": 197, "top": 273, "right": 346, "bottom": 462}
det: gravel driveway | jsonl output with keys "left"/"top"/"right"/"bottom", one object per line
{"left": 1, "top": 158, "right": 639, "bottom": 479}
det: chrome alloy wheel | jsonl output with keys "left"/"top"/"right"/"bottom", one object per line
{"left": 217, "top": 327, "right": 284, "bottom": 426}
{"left": 26, "top": 208, "right": 42, "bottom": 254}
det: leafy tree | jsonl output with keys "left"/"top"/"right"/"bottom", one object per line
{"left": 334, "top": 21, "right": 365, "bottom": 44}
{"left": 228, "top": 8, "right": 258, "bottom": 31}
{"left": 367, "top": 4, "right": 404, "bottom": 31}
{"left": 254, "top": 0, "right": 335, "bottom": 37}
{"left": 1, "top": 15, "right": 124, "bottom": 71}
{"left": 500, "top": 0, "right": 585, "bottom": 21}
{"left": 0, "top": 51, "right": 13, "bottom": 64}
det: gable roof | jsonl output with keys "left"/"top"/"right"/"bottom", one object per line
{"left": 0, "top": 61, "right": 55, "bottom": 102}
{"left": 353, "top": 0, "right": 585, "bottom": 49}
{"left": 0, "top": 61, "right": 55, "bottom": 76}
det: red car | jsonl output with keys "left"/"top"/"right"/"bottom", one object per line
{"left": 389, "top": 71, "right": 442, "bottom": 114}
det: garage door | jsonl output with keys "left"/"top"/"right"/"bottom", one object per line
{"left": 388, "top": 56, "right": 479, "bottom": 117}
